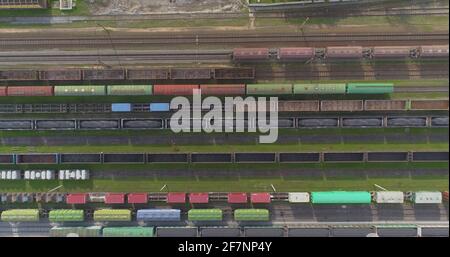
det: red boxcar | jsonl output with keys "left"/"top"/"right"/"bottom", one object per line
{"left": 278, "top": 47, "right": 315, "bottom": 59}
{"left": 167, "top": 192, "right": 186, "bottom": 204}
{"left": 104, "top": 193, "right": 125, "bottom": 204}
{"left": 326, "top": 46, "right": 363, "bottom": 58}
{"left": 250, "top": 193, "right": 271, "bottom": 204}
{"left": 189, "top": 193, "right": 209, "bottom": 204}
{"left": 66, "top": 193, "right": 87, "bottom": 204}
{"left": 200, "top": 84, "right": 246, "bottom": 95}
{"left": 233, "top": 48, "right": 270, "bottom": 61}
{"left": 228, "top": 193, "right": 248, "bottom": 204}
{"left": 443, "top": 191, "right": 449, "bottom": 202}
{"left": 127, "top": 193, "right": 148, "bottom": 204}
{"left": 7, "top": 86, "right": 54, "bottom": 96}
{"left": 0, "top": 86, "right": 6, "bottom": 96}
{"left": 153, "top": 85, "right": 199, "bottom": 96}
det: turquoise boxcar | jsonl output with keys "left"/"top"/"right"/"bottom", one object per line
{"left": 311, "top": 191, "right": 372, "bottom": 204}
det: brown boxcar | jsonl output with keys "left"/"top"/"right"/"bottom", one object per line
{"left": 278, "top": 47, "right": 315, "bottom": 59}
{"left": 321, "top": 100, "right": 364, "bottom": 112}
{"left": 233, "top": 48, "right": 270, "bottom": 61}
{"left": 200, "top": 84, "right": 245, "bottom": 95}
{"left": 153, "top": 84, "right": 199, "bottom": 95}
{"left": 127, "top": 69, "right": 170, "bottom": 80}
{"left": 171, "top": 68, "right": 212, "bottom": 80}
{"left": 443, "top": 191, "right": 449, "bottom": 202}
{"left": 83, "top": 69, "right": 125, "bottom": 80}
{"left": 410, "top": 100, "right": 449, "bottom": 110}
{"left": 364, "top": 100, "right": 407, "bottom": 111}
{"left": 214, "top": 68, "right": 255, "bottom": 79}
{"left": 40, "top": 70, "right": 82, "bottom": 81}
{"left": 0, "top": 86, "right": 6, "bottom": 96}
{"left": 326, "top": 46, "right": 363, "bottom": 58}
{"left": 7, "top": 86, "right": 54, "bottom": 96}
{"left": 278, "top": 101, "right": 320, "bottom": 112}
{"left": 372, "top": 46, "right": 412, "bottom": 58}
{"left": 0, "top": 70, "right": 38, "bottom": 81}
{"left": 420, "top": 45, "right": 449, "bottom": 57}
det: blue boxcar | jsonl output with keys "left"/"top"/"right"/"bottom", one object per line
{"left": 112, "top": 103, "right": 131, "bottom": 112}
{"left": 136, "top": 209, "right": 181, "bottom": 222}
{"left": 149, "top": 103, "right": 170, "bottom": 112}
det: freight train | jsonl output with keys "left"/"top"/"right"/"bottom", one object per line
{"left": 0, "top": 82, "right": 394, "bottom": 97}
{"left": 0, "top": 191, "right": 447, "bottom": 223}
{"left": 0, "top": 67, "right": 255, "bottom": 81}
{"left": 233, "top": 45, "right": 450, "bottom": 61}
{"left": 1, "top": 99, "right": 447, "bottom": 114}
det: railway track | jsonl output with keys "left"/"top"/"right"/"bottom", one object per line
{"left": 0, "top": 33, "right": 447, "bottom": 48}
{"left": 255, "top": 67, "right": 449, "bottom": 80}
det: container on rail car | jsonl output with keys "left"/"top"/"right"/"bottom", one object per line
{"left": 311, "top": 191, "right": 372, "bottom": 204}
{"left": 443, "top": 191, "right": 449, "bottom": 202}
{"left": 153, "top": 84, "right": 199, "bottom": 95}
{"left": 50, "top": 226, "right": 102, "bottom": 237}
{"left": 0, "top": 86, "right": 6, "bottom": 96}
{"left": 0, "top": 209, "right": 40, "bottom": 222}
{"left": 412, "top": 191, "right": 442, "bottom": 204}
{"left": 7, "top": 86, "right": 53, "bottom": 96}
{"left": 246, "top": 84, "right": 293, "bottom": 95}
{"left": 54, "top": 85, "right": 106, "bottom": 96}
{"left": 233, "top": 48, "right": 270, "bottom": 61}
{"left": 277, "top": 47, "right": 315, "bottom": 60}
{"left": 372, "top": 46, "right": 415, "bottom": 58}
{"left": 107, "top": 85, "right": 153, "bottom": 96}
{"left": 293, "top": 83, "right": 346, "bottom": 94}
{"left": 288, "top": 192, "right": 310, "bottom": 203}
{"left": 93, "top": 209, "right": 132, "bottom": 222}
{"left": 234, "top": 209, "right": 270, "bottom": 221}
{"left": 188, "top": 209, "right": 223, "bottom": 221}
{"left": 419, "top": 45, "right": 450, "bottom": 58}
{"left": 136, "top": 209, "right": 181, "bottom": 222}
{"left": 200, "top": 84, "right": 246, "bottom": 95}
{"left": 325, "top": 46, "right": 364, "bottom": 58}
{"left": 374, "top": 191, "right": 404, "bottom": 204}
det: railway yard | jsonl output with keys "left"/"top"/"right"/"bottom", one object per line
{"left": 0, "top": 0, "right": 449, "bottom": 239}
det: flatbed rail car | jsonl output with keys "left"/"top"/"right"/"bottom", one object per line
{"left": 0, "top": 67, "right": 255, "bottom": 81}
{"left": 1, "top": 191, "right": 447, "bottom": 223}
{"left": 0, "top": 82, "right": 394, "bottom": 97}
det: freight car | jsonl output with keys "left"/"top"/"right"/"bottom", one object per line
{"left": 235, "top": 45, "right": 449, "bottom": 61}
{"left": 1, "top": 191, "right": 446, "bottom": 224}
{"left": 0, "top": 82, "right": 394, "bottom": 97}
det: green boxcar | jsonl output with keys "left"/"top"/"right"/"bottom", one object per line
{"left": 93, "top": 209, "right": 131, "bottom": 222}
{"left": 311, "top": 191, "right": 372, "bottom": 204}
{"left": 293, "top": 83, "right": 347, "bottom": 94}
{"left": 246, "top": 84, "right": 293, "bottom": 95}
{"left": 107, "top": 85, "right": 153, "bottom": 96}
{"left": 54, "top": 85, "right": 106, "bottom": 96}
{"left": 50, "top": 226, "right": 102, "bottom": 237}
{"left": 1, "top": 209, "right": 39, "bottom": 222}
{"left": 234, "top": 209, "right": 270, "bottom": 221}
{"left": 102, "top": 227, "right": 154, "bottom": 237}
{"left": 48, "top": 210, "right": 84, "bottom": 222}
{"left": 188, "top": 209, "right": 223, "bottom": 221}
{"left": 346, "top": 83, "right": 394, "bottom": 94}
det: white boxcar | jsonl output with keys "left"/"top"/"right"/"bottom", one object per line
{"left": 288, "top": 192, "right": 310, "bottom": 203}
{"left": 413, "top": 191, "right": 442, "bottom": 204}
{"left": 375, "top": 191, "right": 404, "bottom": 203}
